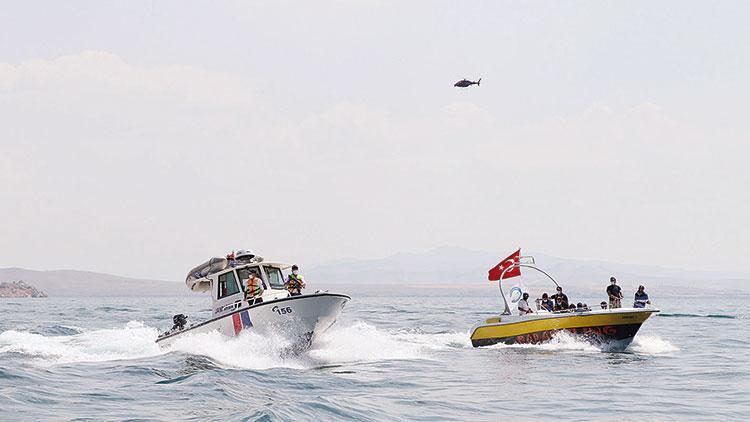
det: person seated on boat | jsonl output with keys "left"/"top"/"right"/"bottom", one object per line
{"left": 575, "top": 302, "right": 587, "bottom": 312}
{"left": 607, "top": 277, "right": 623, "bottom": 309}
{"left": 633, "top": 285, "right": 651, "bottom": 308}
{"left": 518, "top": 293, "right": 534, "bottom": 315}
{"left": 284, "top": 264, "right": 306, "bottom": 296}
{"left": 244, "top": 270, "right": 264, "bottom": 305}
{"left": 600, "top": 301, "right": 608, "bottom": 310}
{"left": 539, "top": 293, "right": 554, "bottom": 312}
{"left": 551, "top": 286, "right": 569, "bottom": 311}
{"left": 568, "top": 304, "right": 576, "bottom": 312}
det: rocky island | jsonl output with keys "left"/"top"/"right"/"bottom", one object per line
{"left": 0, "top": 280, "right": 48, "bottom": 298}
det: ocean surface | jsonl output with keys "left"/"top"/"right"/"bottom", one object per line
{"left": 1, "top": 294, "right": 748, "bottom": 421}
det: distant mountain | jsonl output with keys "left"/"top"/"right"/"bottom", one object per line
{"left": 3, "top": 247, "right": 747, "bottom": 297}
{"left": 0, "top": 268, "right": 187, "bottom": 297}
{"left": 308, "top": 246, "right": 750, "bottom": 295}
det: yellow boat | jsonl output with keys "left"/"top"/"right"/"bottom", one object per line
{"left": 471, "top": 257, "right": 658, "bottom": 350}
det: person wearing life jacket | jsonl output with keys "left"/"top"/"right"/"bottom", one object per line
{"left": 285, "top": 265, "right": 306, "bottom": 296}
{"left": 244, "top": 270, "right": 264, "bottom": 305}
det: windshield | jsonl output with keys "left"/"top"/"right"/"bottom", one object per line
{"left": 263, "top": 266, "right": 286, "bottom": 290}
{"left": 236, "top": 266, "right": 265, "bottom": 290}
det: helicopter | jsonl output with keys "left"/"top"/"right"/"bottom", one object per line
{"left": 454, "top": 78, "right": 481, "bottom": 88}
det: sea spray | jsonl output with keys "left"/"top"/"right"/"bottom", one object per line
{"left": 629, "top": 335, "right": 679, "bottom": 354}
{"left": 485, "top": 330, "right": 602, "bottom": 353}
{"left": 0, "top": 321, "right": 162, "bottom": 365}
{"left": 166, "top": 329, "right": 308, "bottom": 370}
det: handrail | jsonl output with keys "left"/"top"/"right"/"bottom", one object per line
{"left": 497, "top": 261, "right": 561, "bottom": 316}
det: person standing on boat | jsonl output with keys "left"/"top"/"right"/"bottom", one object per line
{"left": 607, "top": 277, "right": 623, "bottom": 308}
{"left": 244, "top": 270, "right": 264, "bottom": 305}
{"left": 551, "top": 286, "right": 569, "bottom": 311}
{"left": 633, "top": 285, "right": 651, "bottom": 308}
{"left": 285, "top": 265, "right": 306, "bottom": 296}
{"left": 518, "top": 293, "right": 534, "bottom": 315}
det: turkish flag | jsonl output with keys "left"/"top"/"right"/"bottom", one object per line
{"left": 488, "top": 249, "right": 521, "bottom": 281}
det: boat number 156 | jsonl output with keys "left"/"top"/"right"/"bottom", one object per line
{"left": 272, "top": 306, "right": 293, "bottom": 315}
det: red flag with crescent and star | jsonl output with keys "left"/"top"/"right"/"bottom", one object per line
{"left": 488, "top": 249, "right": 521, "bottom": 281}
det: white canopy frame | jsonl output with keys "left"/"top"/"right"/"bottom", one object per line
{"left": 498, "top": 259, "right": 561, "bottom": 316}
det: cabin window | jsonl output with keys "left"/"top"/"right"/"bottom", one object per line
{"left": 217, "top": 271, "right": 240, "bottom": 299}
{"left": 263, "top": 266, "right": 286, "bottom": 290}
{"left": 237, "top": 266, "right": 267, "bottom": 290}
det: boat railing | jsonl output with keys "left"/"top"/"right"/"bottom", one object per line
{"left": 498, "top": 260, "right": 561, "bottom": 316}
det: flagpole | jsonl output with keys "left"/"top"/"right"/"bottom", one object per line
{"left": 498, "top": 265, "right": 513, "bottom": 315}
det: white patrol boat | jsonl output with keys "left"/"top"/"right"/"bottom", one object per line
{"left": 157, "top": 249, "right": 350, "bottom": 351}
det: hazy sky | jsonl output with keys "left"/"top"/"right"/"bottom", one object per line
{"left": 1, "top": 1, "right": 748, "bottom": 280}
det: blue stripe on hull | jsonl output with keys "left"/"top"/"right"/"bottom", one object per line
{"left": 240, "top": 310, "right": 252, "bottom": 328}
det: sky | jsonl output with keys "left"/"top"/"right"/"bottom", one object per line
{"left": 1, "top": 1, "right": 749, "bottom": 280}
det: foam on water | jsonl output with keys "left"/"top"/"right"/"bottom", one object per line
{"left": 0, "top": 320, "right": 464, "bottom": 369}
{"left": 487, "top": 330, "right": 602, "bottom": 353}
{"left": 308, "top": 321, "right": 466, "bottom": 364}
{"left": 165, "top": 329, "right": 308, "bottom": 370}
{"left": 0, "top": 318, "right": 679, "bottom": 371}
{"left": 0, "top": 321, "right": 163, "bottom": 365}
{"left": 629, "top": 335, "right": 679, "bottom": 354}
{"left": 163, "top": 320, "right": 460, "bottom": 369}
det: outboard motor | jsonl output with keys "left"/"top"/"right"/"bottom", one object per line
{"left": 172, "top": 314, "right": 188, "bottom": 331}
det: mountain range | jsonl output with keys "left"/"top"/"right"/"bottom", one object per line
{"left": 1, "top": 246, "right": 747, "bottom": 297}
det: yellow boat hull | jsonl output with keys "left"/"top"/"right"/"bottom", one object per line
{"left": 471, "top": 309, "right": 657, "bottom": 349}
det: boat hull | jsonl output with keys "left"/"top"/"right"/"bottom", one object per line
{"left": 156, "top": 293, "right": 350, "bottom": 351}
{"left": 471, "top": 309, "right": 657, "bottom": 350}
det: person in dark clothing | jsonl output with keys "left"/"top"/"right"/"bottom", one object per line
{"left": 551, "top": 286, "right": 569, "bottom": 311}
{"left": 633, "top": 285, "right": 651, "bottom": 308}
{"left": 606, "top": 277, "right": 623, "bottom": 309}
{"left": 539, "top": 293, "right": 554, "bottom": 312}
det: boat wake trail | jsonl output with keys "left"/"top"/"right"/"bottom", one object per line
{"left": 658, "top": 313, "right": 736, "bottom": 319}
{"left": 2, "top": 319, "right": 674, "bottom": 370}
{"left": 0, "top": 321, "right": 163, "bottom": 365}
{"left": 309, "top": 321, "right": 470, "bottom": 364}
{"left": 485, "top": 331, "right": 678, "bottom": 355}
{"left": 0, "top": 320, "right": 469, "bottom": 370}
{"left": 628, "top": 335, "right": 679, "bottom": 354}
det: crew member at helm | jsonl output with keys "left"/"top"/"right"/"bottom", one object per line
{"left": 244, "top": 270, "right": 264, "bottom": 305}
{"left": 607, "top": 277, "right": 623, "bottom": 309}
{"left": 285, "top": 265, "right": 306, "bottom": 296}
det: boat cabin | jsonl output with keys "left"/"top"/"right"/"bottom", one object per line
{"left": 185, "top": 254, "right": 292, "bottom": 318}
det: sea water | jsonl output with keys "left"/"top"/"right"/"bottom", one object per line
{"left": 1, "top": 295, "right": 748, "bottom": 420}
